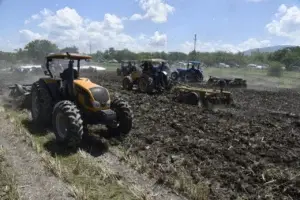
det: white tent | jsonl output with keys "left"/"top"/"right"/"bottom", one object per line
{"left": 17, "top": 65, "right": 41, "bottom": 72}
{"left": 81, "top": 65, "right": 106, "bottom": 71}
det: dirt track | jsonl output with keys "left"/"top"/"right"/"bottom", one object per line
{"left": 1, "top": 71, "right": 300, "bottom": 200}
{"left": 0, "top": 110, "right": 74, "bottom": 200}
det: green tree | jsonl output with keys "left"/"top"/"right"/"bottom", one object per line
{"left": 24, "top": 40, "right": 59, "bottom": 63}
{"left": 91, "top": 50, "right": 104, "bottom": 62}
{"left": 60, "top": 46, "right": 79, "bottom": 53}
{"left": 168, "top": 52, "right": 187, "bottom": 61}
{"left": 267, "top": 61, "right": 284, "bottom": 77}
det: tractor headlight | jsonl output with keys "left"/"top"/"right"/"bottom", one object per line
{"left": 92, "top": 101, "right": 101, "bottom": 108}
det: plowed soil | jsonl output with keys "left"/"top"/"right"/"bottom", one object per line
{"left": 96, "top": 72, "right": 300, "bottom": 200}
{"left": 3, "top": 71, "right": 300, "bottom": 200}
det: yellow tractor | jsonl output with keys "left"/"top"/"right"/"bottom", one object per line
{"left": 31, "top": 52, "right": 133, "bottom": 148}
{"left": 122, "top": 58, "right": 172, "bottom": 93}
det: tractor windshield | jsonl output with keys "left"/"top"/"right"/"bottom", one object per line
{"left": 48, "top": 59, "right": 69, "bottom": 78}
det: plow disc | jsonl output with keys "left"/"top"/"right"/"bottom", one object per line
{"left": 172, "top": 85, "right": 233, "bottom": 107}
{"left": 7, "top": 84, "right": 32, "bottom": 109}
{"left": 207, "top": 76, "right": 247, "bottom": 88}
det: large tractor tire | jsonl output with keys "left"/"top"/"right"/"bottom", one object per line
{"left": 122, "top": 76, "right": 133, "bottom": 90}
{"left": 185, "top": 92, "right": 200, "bottom": 105}
{"left": 108, "top": 99, "right": 133, "bottom": 136}
{"left": 170, "top": 72, "right": 179, "bottom": 81}
{"left": 196, "top": 73, "right": 204, "bottom": 82}
{"left": 52, "top": 100, "right": 84, "bottom": 149}
{"left": 184, "top": 73, "right": 193, "bottom": 82}
{"left": 31, "top": 81, "right": 53, "bottom": 126}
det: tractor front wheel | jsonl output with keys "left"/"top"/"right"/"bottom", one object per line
{"left": 31, "top": 81, "right": 53, "bottom": 126}
{"left": 122, "top": 76, "right": 133, "bottom": 90}
{"left": 52, "top": 100, "right": 84, "bottom": 149}
{"left": 108, "top": 99, "right": 133, "bottom": 135}
{"left": 171, "top": 72, "right": 178, "bottom": 81}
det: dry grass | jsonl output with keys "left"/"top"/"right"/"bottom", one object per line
{"left": 7, "top": 110, "right": 139, "bottom": 200}
{"left": 112, "top": 146, "right": 209, "bottom": 200}
{"left": 0, "top": 147, "right": 19, "bottom": 200}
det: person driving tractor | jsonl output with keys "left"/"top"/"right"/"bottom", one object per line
{"left": 60, "top": 60, "right": 79, "bottom": 98}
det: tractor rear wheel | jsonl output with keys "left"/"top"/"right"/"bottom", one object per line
{"left": 184, "top": 73, "right": 193, "bottom": 82}
{"left": 122, "top": 77, "right": 133, "bottom": 90}
{"left": 52, "top": 100, "right": 84, "bottom": 149}
{"left": 31, "top": 81, "right": 53, "bottom": 126}
{"left": 108, "top": 99, "right": 133, "bottom": 136}
{"left": 138, "top": 76, "right": 153, "bottom": 93}
{"left": 196, "top": 73, "right": 203, "bottom": 82}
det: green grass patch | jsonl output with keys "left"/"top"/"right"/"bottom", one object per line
{"left": 6, "top": 110, "right": 139, "bottom": 200}
{"left": 203, "top": 67, "right": 300, "bottom": 88}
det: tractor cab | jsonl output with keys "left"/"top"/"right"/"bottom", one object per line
{"left": 139, "top": 58, "right": 170, "bottom": 75}
{"left": 122, "top": 58, "right": 172, "bottom": 93}
{"left": 43, "top": 52, "right": 92, "bottom": 100}
{"left": 121, "top": 60, "right": 137, "bottom": 68}
{"left": 187, "top": 61, "right": 202, "bottom": 71}
{"left": 117, "top": 60, "right": 138, "bottom": 76}
{"left": 171, "top": 60, "right": 204, "bottom": 82}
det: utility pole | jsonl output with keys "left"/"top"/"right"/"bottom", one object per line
{"left": 193, "top": 34, "right": 197, "bottom": 60}
{"left": 89, "top": 41, "right": 92, "bottom": 55}
{"left": 193, "top": 34, "right": 197, "bottom": 52}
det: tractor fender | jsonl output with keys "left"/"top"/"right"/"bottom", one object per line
{"left": 38, "top": 78, "right": 61, "bottom": 101}
{"left": 161, "top": 71, "right": 168, "bottom": 76}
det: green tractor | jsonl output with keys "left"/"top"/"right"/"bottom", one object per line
{"left": 31, "top": 53, "right": 133, "bottom": 149}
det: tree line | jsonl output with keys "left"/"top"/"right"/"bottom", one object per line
{"left": 0, "top": 39, "right": 300, "bottom": 71}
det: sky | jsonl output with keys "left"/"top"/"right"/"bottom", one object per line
{"left": 1, "top": 0, "right": 300, "bottom": 53}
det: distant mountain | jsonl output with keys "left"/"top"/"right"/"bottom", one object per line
{"left": 243, "top": 45, "right": 297, "bottom": 55}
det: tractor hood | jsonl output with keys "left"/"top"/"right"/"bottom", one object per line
{"left": 74, "top": 78, "right": 99, "bottom": 89}
{"left": 176, "top": 68, "right": 186, "bottom": 71}
{"left": 74, "top": 78, "right": 110, "bottom": 106}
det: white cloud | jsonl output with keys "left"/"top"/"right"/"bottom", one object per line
{"left": 19, "top": 30, "right": 46, "bottom": 43}
{"left": 181, "top": 38, "right": 271, "bottom": 53}
{"left": 130, "top": 13, "right": 144, "bottom": 21}
{"left": 0, "top": 38, "right": 21, "bottom": 52}
{"left": 24, "top": 10, "right": 46, "bottom": 24}
{"left": 266, "top": 4, "right": 300, "bottom": 44}
{"left": 18, "top": 7, "right": 168, "bottom": 53}
{"left": 31, "top": 14, "right": 40, "bottom": 20}
{"left": 149, "top": 31, "right": 167, "bottom": 47}
{"left": 130, "top": 0, "right": 175, "bottom": 23}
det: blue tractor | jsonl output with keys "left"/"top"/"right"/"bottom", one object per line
{"left": 171, "top": 61, "right": 204, "bottom": 82}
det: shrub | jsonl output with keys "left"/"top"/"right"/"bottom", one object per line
{"left": 267, "top": 62, "right": 284, "bottom": 77}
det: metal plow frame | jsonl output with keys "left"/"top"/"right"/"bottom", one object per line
{"left": 207, "top": 76, "right": 247, "bottom": 88}
{"left": 7, "top": 84, "right": 32, "bottom": 109}
{"left": 172, "top": 85, "right": 233, "bottom": 107}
